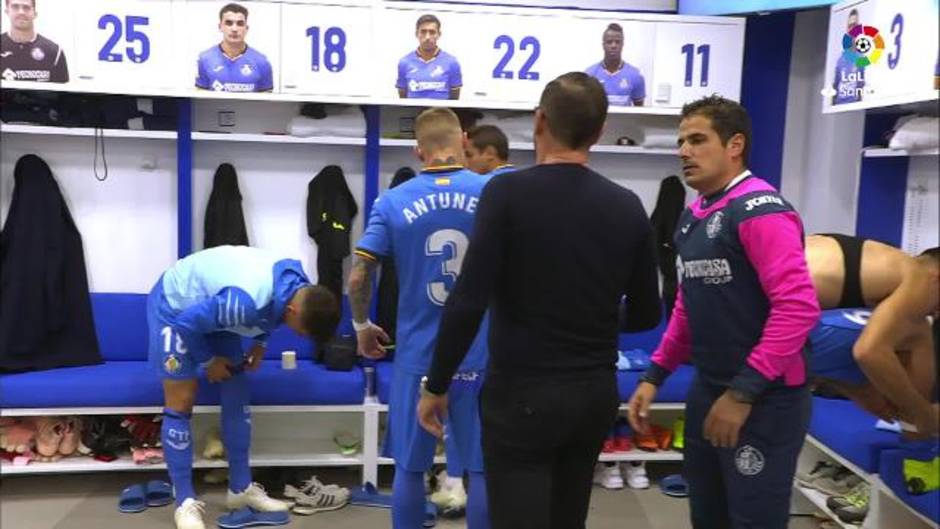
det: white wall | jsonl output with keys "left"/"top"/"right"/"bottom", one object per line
{"left": 0, "top": 133, "right": 178, "bottom": 293}
{"left": 191, "top": 100, "right": 367, "bottom": 287}
{"left": 2, "top": 100, "right": 689, "bottom": 297}
{"left": 378, "top": 107, "right": 687, "bottom": 213}
{"left": 901, "top": 156, "right": 940, "bottom": 254}
{"left": 780, "top": 8, "right": 865, "bottom": 235}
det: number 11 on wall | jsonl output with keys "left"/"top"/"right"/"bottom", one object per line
{"left": 681, "top": 43, "right": 710, "bottom": 87}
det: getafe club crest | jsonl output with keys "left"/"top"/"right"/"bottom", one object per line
{"left": 31, "top": 47, "right": 44, "bottom": 61}
{"left": 241, "top": 63, "right": 253, "bottom": 76}
{"left": 735, "top": 444, "right": 765, "bottom": 476}
{"left": 164, "top": 355, "right": 181, "bottom": 374}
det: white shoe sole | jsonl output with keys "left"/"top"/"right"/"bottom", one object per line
{"left": 291, "top": 502, "right": 348, "bottom": 516}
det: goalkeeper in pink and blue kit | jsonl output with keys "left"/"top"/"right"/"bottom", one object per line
{"left": 628, "top": 96, "right": 820, "bottom": 529}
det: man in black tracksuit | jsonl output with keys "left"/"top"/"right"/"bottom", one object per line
{"left": 415, "top": 72, "right": 662, "bottom": 529}
{"left": 628, "top": 96, "right": 820, "bottom": 529}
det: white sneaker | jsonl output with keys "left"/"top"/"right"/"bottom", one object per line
{"left": 202, "top": 428, "right": 225, "bottom": 460}
{"left": 226, "top": 482, "right": 289, "bottom": 512}
{"left": 285, "top": 475, "right": 346, "bottom": 499}
{"left": 174, "top": 498, "right": 207, "bottom": 529}
{"left": 593, "top": 463, "right": 624, "bottom": 490}
{"left": 292, "top": 484, "right": 350, "bottom": 515}
{"left": 430, "top": 477, "right": 467, "bottom": 517}
{"left": 624, "top": 462, "right": 650, "bottom": 489}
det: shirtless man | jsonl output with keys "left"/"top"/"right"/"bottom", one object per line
{"left": 805, "top": 234, "right": 938, "bottom": 436}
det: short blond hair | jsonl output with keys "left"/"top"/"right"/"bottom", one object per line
{"left": 415, "top": 107, "right": 462, "bottom": 154}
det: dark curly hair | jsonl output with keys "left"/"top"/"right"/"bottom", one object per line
{"left": 681, "top": 95, "right": 752, "bottom": 165}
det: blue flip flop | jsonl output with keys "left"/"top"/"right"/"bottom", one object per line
{"left": 217, "top": 507, "right": 289, "bottom": 528}
{"left": 660, "top": 474, "right": 689, "bottom": 498}
{"left": 145, "top": 480, "right": 174, "bottom": 507}
{"left": 118, "top": 483, "right": 148, "bottom": 513}
{"left": 348, "top": 482, "right": 437, "bottom": 526}
{"left": 349, "top": 482, "right": 393, "bottom": 508}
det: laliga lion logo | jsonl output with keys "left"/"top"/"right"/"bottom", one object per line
{"left": 735, "top": 444, "right": 765, "bottom": 476}
{"left": 706, "top": 211, "right": 724, "bottom": 239}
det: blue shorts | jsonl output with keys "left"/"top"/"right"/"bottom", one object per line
{"left": 147, "top": 279, "right": 245, "bottom": 380}
{"left": 808, "top": 312, "right": 867, "bottom": 385}
{"left": 382, "top": 369, "right": 484, "bottom": 473}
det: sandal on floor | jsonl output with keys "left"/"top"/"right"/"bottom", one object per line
{"left": 118, "top": 483, "right": 148, "bottom": 513}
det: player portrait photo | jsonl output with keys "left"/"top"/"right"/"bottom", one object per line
{"left": 396, "top": 14, "right": 462, "bottom": 100}
{"left": 584, "top": 23, "right": 646, "bottom": 106}
{"left": 195, "top": 2, "right": 273, "bottom": 92}
{"left": 832, "top": 8, "right": 864, "bottom": 105}
{"left": 1, "top": 0, "right": 68, "bottom": 83}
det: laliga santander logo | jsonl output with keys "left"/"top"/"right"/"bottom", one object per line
{"left": 842, "top": 24, "right": 885, "bottom": 67}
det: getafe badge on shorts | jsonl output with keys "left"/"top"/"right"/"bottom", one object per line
{"left": 164, "top": 355, "right": 181, "bottom": 374}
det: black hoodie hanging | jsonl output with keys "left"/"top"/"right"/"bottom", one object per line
{"left": 0, "top": 155, "right": 102, "bottom": 372}
{"left": 307, "top": 165, "right": 358, "bottom": 301}
{"left": 204, "top": 163, "right": 249, "bottom": 248}
{"left": 649, "top": 175, "right": 686, "bottom": 318}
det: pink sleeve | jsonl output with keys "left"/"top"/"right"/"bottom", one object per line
{"left": 737, "top": 212, "right": 821, "bottom": 386}
{"left": 651, "top": 287, "right": 692, "bottom": 372}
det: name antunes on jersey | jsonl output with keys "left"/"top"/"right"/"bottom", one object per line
{"left": 402, "top": 192, "right": 478, "bottom": 224}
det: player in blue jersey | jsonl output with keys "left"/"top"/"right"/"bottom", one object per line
{"left": 195, "top": 3, "right": 273, "bottom": 93}
{"left": 832, "top": 9, "right": 864, "bottom": 105}
{"left": 150, "top": 246, "right": 340, "bottom": 529}
{"left": 465, "top": 125, "right": 515, "bottom": 176}
{"left": 348, "top": 108, "right": 489, "bottom": 529}
{"left": 396, "top": 14, "right": 462, "bottom": 100}
{"left": 806, "top": 235, "right": 939, "bottom": 437}
{"left": 585, "top": 23, "right": 646, "bottom": 107}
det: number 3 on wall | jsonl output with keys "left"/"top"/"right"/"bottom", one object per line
{"left": 98, "top": 14, "right": 151, "bottom": 64}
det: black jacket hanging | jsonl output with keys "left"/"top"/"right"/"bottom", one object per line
{"left": 649, "top": 175, "right": 686, "bottom": 318}
{"left": 306, "top": 165, "right": 358, "bottom": 301}
{"left": 204, "top": 163, "right": 249, "bottom": 248}
{"left": 0, "top": 154, "right": 102, "bottom": 372}
{"left": 375, "top": 167, "right": 416, "bottom": 344}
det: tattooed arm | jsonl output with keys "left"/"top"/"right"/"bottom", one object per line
{"left": 347, "top": 253, "right": 390, "bottom": 359}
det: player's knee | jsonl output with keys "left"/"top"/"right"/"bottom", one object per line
{"left": 163, "top": 379, "right": 198, "bottom": 414}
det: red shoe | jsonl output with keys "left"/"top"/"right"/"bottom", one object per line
{"left": 652, "top": 425, "right": 673, "bottom": 451}
{"left": 602, "top": 438, "right": 617, "bottom": 453}
{"left": 614, "top": 436, "right": 633, "bottom": 452}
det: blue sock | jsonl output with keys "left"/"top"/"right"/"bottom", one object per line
{"left": 467, "top": 471, "right": 490, "bottom": 529}
{"left": 220, "top": 372, "right": 252, "bottom": 493}
{"left": 162, "top": 408, "right": 195, "bottom": 505}
{"left": 392, "top": 466, "right": 425, "bottom": 529}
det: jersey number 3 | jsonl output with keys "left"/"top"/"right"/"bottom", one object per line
{"left": 425, "top": 229, "right": 469, "bottom": 306}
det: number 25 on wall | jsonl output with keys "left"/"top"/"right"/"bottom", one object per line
{"left": 98, "top": 14, "right": 150, "bottom": 64}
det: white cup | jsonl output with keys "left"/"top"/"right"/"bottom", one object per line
{"left": 281, "top": 350, "right": 297, "bottom": 370}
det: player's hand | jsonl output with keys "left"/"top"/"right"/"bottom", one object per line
{"left": 357, "top": 324, "right": 391, "bottom": 359}
{"left": 418, "top": 393, "right": 449, "bottom": 439}
{"left": 246, "top": 343, "right": 266, "bottom": 372}
{"left": 704, "top": 391, "right": 752, "bottom": 448}
{"left": 206, "top": 357, "right": 233, "bottom": 384}
{"left": 627, "top": 382, "right": 658, "bottom": 435}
